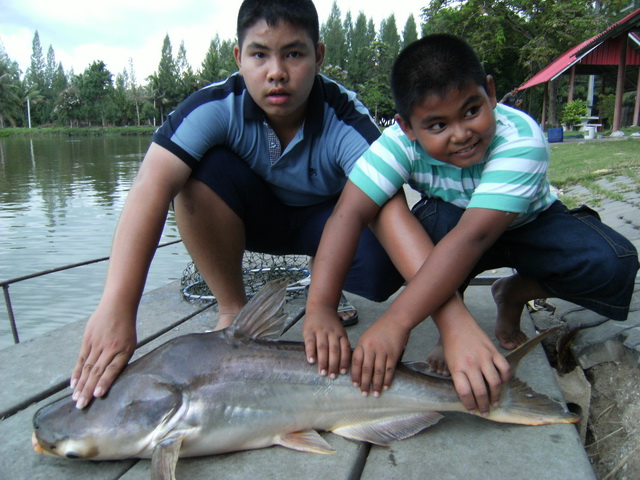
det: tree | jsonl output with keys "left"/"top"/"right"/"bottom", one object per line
{"left": 322, "top": 2, "right": 347, "bottom": 69}
{"left": 346, "top": 12, "right": 376, "bottom": 90}
{"left": 53, "top": 83, "right": 81, "bottom": 127}
{"left": 176, "top": 41, "right": 198, "bottom": 100}
{"left": 51, "top": 63, "right": 68, "bottom": 105}
{"left": 200, "top": 36, "right": 224, "bottom": 86}
{"left": 401, "top": 15, "right": 419, "bottom": 49}
{"left": 127, "top": 58, "right": 143, "bottom": 126}
{"left": 153, "top": 34, "right": 180, "bottom": 122}
{"left": 25, "top": 31, "right": 46, "bottom": 92}
{"left": 379, "top": 14, "right": 401, "bottom": 63}
{"left": 358, "top": 41, "right": 396, "bottom": 124}
{"left": 114, "top": 69, "right": 133, "bottom": 125}
{"left": 77, "top": 61, "right": 114, "bottom": 126}
{"left": 0, "top": 47, "right": 23, "bottom": 128}
{"left": 24, "top": 31, "right": 47, "bottom": 125}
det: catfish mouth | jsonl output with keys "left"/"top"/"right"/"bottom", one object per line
{"left": 32, "top": 431, "right": 60, "bottom": 457}
{"left": 32, "top": 430, "right": 98, "bottom": 459}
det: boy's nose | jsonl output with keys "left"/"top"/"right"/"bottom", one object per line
{"left": 451, "top": 124, "right": 472, "bottom": 143}
{"left": 267, "top": 59, "right": 288, "bottom": 83}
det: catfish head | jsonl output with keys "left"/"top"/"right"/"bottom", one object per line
{"left": 33, "top": 373, "right": 186, "bottom": 460}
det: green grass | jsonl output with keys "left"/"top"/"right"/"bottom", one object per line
{"left": 0, "top": 126, "right": 155, "bottom": 137}
{"left": 549, "top": 139, "right": 640, "bottom": 208}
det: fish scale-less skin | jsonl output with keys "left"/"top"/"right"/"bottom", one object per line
{"left": 155, "top": 332, "right": 460, "bottom": 457}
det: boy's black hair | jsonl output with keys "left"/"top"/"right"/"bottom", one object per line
{"left": 391, "top": 34, "right": 488, "bottom": 122}
{"left": 237, "top": 0, "right": 319, "bottom": 48}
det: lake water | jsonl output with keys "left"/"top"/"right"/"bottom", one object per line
{"left": 0, "top": 135, "right": 192, "bottom": 349}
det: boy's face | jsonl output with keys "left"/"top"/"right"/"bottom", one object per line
{"left": 234, "top": 19, "right": 324, "bottom": 128}
{"left": 397, "top": 76, "right": 497, "bottom": 168}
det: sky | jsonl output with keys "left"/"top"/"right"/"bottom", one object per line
{"left": 1, "top": 0, "right": 426, "bottom": 82}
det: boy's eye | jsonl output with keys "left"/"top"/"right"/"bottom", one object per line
{"left": 427, "top": 122, "right": 446, "bottom": 132}
{"left": 287, "top": 51, "right": 302, "bottom": 58}
{"left": 465, "top": 105, "right": 480, "bottom": 118}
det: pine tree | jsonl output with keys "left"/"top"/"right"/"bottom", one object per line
{"left": 321, "top": 2, "right": 347, "bottom": 69}
{"left": 155, "top": 34, "right": 179, "bottom": 121}
{"left": 401, "top": 15, "right": 419, "bottom": 49}
{"left": 24, "top": 31, "right": 47, "bottom": 125}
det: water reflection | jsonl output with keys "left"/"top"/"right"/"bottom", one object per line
{"left": 0, "top": 135, "right": 191, "bottom": 349}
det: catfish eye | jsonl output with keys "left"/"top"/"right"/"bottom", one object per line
{"left": 66, "top": 452, "right": 80, "bottom": 459}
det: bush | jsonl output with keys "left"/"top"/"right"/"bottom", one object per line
{"left": 562, "top": 100, "right": 587, "bottom": 130}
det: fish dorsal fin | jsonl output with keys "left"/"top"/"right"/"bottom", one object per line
{"left": 275, "top": 430, "right": 336, "bottom": 454}
{"left": 226, "top": 278, "right": 289, "bottom": 340}
{"left": 505, "top": 327, "right": 559, "bottom": 373}
{"left": 331, "top": 412, "right": 443, "bottom": 446}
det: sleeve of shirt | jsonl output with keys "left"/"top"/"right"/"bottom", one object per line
{"left": 468, "top": 133, "right": 550, "bottom": 213}
{"left": 349, "top": 126, "right": 414, "bottom": 207}
{"left": 152, "top": 86, "right": 232, "bottom": 169}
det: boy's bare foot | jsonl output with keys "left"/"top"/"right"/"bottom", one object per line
{"left": 426, "top": 339, "right": 451, "bottom": 377}
{"left": 491, "top": 276, "right": 529, "bottom": 350}
{"left": 212, "top": 310, "right": 242, "bottom": 331}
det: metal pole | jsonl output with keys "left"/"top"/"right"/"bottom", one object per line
{"left": 3, "top": 285, "right": 20, "bottom": 344}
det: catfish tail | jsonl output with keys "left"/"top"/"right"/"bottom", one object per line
{"left": 490, "top": 328, "right": 580, "bottom": 426}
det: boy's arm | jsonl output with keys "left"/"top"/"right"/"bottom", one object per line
{"left": 303, "top": 181, "right": 382, "bottom": 379}
{"left": 386, "top": 207, "right": 516, "bottom": 395}
{"left": 71, "top": 143, "right": 192, "bottom": 409}
{"left": 354, "top": 196, "right": 511, "bottom": 412}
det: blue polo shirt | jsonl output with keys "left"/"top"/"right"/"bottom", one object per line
{"left": 153, "top": 73, "right": 380, "bottom": 206}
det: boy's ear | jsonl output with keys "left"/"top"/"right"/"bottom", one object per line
{"left": 486, "top": 75, "right": 497, "bottom": 108}
{"left": 233, "top": 44, "right": 242, "bottom": 71}
{"left": 315, "top": 43, "right": 326, "bottom": 73}
{"left": 395, "top": 114, "right": 418, "bottom": 142}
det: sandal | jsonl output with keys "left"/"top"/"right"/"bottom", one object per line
{"left": 337, "top": 292, "right": 359, "bottom": 327}
{"left": 304, "top": 286, "right": 359, "bottom": 327}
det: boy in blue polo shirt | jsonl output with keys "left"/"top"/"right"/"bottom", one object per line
{"left": 304, "top": 34, "right": 638, "bottom": 415}
{"left": 69, "top": 0, "right": 407, "bottom": 410}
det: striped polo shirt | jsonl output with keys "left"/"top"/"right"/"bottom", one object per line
{"left": 153, "top": 73, "right": 380, "bottom": 206}
{"left": 349, "top": 104, "right": 557, "bottom": 228}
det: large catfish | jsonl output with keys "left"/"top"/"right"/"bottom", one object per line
{"left": 33, "top": 278, "right": 578, "bottom": 479}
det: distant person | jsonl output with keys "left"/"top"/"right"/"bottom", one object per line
{"left": 500, "top": 86, "right": 523, "bottom": 108}
{"left": 70, "top": 0, "right": 406, "bottom": 410}
{"left": 303, "top": 33, "right": 639, "bottom": 415}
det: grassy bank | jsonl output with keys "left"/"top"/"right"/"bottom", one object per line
{"left": 0, "top": 126, "right": 156, "bottom": 137}
{"left": 549, "top": 138, "right": 640, "bottom": 208}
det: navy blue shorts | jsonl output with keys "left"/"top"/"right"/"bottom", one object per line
{"left": 411, "top": 197, "right": 639, "bottom": 320}
{"left": 190, "top": 146, "right": 404, "bottom": 302}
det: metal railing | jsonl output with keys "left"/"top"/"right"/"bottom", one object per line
{"left": 1, "top": 240, "right": 182, "bottom": 344}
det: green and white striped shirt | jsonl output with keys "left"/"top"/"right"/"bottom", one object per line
{"left": 349, "top": 104, "right": 556, "bottom": 228}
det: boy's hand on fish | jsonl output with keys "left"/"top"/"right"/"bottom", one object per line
{"left": 351, "top": 318, "right": 410, "bottom": 397}
{"left": 441, "top": 324, "right": 511, "bottom": 416}
{"left": 303, "top": 308, "right": 351, "bottom": 379}
{"left": 71, "top": 308, "right": 136, "bottom": 409}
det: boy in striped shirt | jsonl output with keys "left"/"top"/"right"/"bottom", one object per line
{"left": 303, "top": 34, "right": 638, "bottom": 415}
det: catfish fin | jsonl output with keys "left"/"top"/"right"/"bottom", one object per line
{"left": 489, "top": 376, "right": 580, "bottom": 426}
{"left": 151, "top": 435, "right": 183, "bottom": 480}
{"left": 331, "top": 412, "right": 443, "bottom": 446}
{"left": 504, "top": 327, "right": 559, "bottom": 372}
{"left": 275, "top": 430, "right": 336, "bottom": 454}
{"left": 227, "top": 278, "right": 289, "bottom": 340}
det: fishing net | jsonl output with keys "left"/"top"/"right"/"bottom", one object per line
{"left": 181, "top": 251, "right": 310, "bottom": 303}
